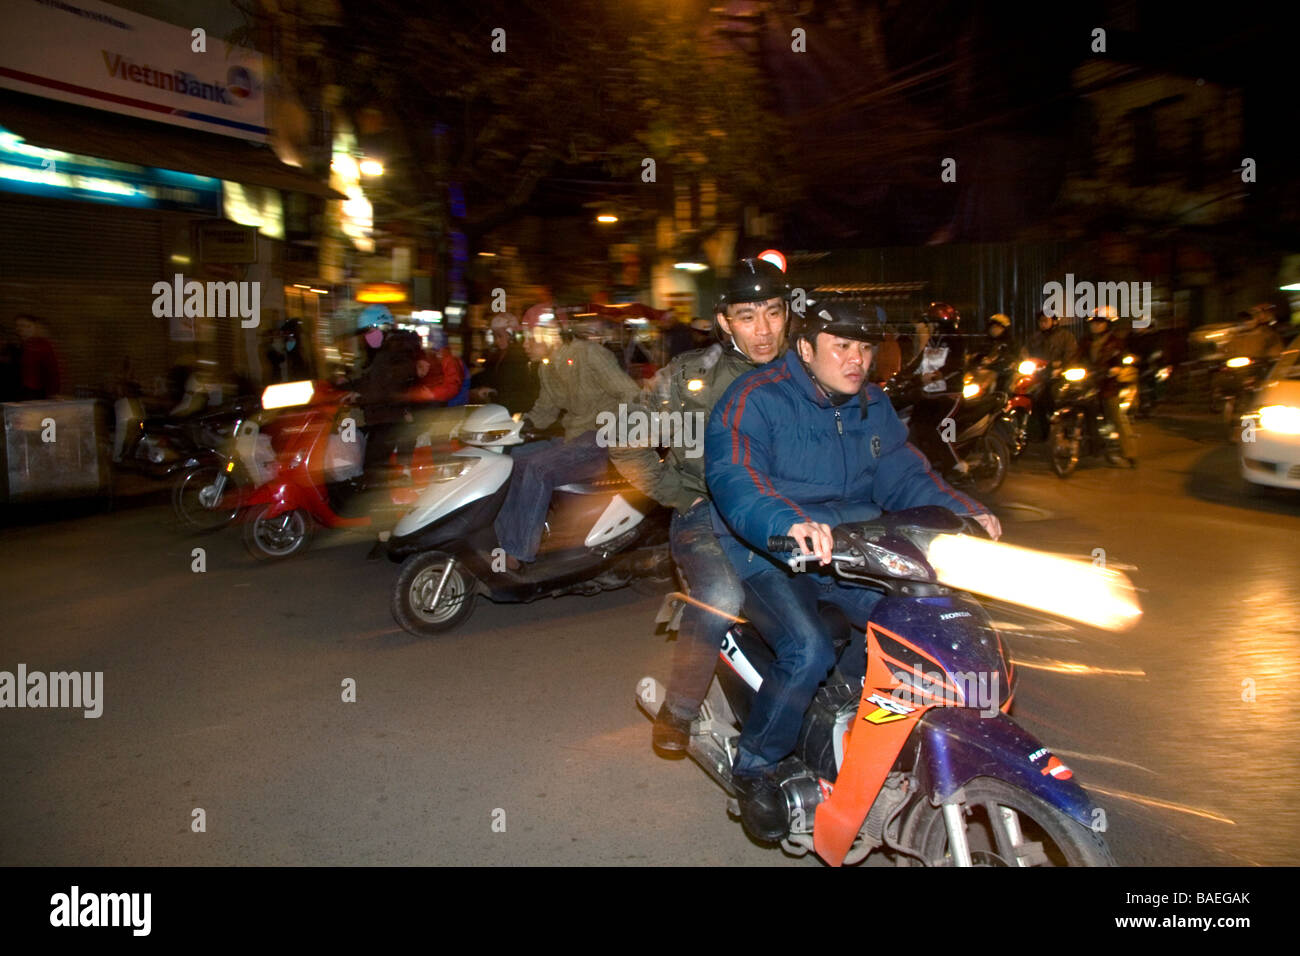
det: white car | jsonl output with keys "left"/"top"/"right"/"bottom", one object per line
{"left": 1240, "top": 338, "right": 1300, "bottom": 491}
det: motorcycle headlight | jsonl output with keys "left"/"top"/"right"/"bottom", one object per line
{"left": 1017, "top": 360, "right": 1040, "bottom": 376}
{"left": 963, "top": 381, "right": 982, "bottom": 398}
{"left": 429, "top": 457, "right": 479, "bottom": 482}
{"left": 1122, "top": 354, "right": 1136, "bottom": 366}
{"left": 1258, "top": 405, "right": 1300, "bottom": 435}
{"left": 1226, "top": 356, "right": 1251, "bottom": 369}
{"left": 862, "top": 542, "right": 932, "bottom": 580}
{"left": 1063, "top": 367, "right": 1087, "bottom": 382}
{"left": 461, "top": 429, "right": 514, "bottom": 445}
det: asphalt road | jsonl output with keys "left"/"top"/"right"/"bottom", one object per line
{"left": 1, "top": 411, "right": 1297, "bottom": 866}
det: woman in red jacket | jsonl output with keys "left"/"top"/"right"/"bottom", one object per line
{"left": 410, "top": 327, "right": 464, "bottom": 405}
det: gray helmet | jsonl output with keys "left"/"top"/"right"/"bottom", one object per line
{"left": 715, "top": 258, "right": 790, "bottom": 312}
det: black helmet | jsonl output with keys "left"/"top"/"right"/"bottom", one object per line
{"left": 715, "top": 258, "right": 790, "bottom": 312}
{"left": 924, "top": 301, "right": 961, "bottom": 336}
{"left": 794, "top": 301, "right": 885, "bottom": 345}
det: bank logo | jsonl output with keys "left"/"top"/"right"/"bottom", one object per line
{"left": 227, "top": 66, "right": 254, "bottom": 99}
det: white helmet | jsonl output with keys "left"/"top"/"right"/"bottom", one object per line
{"left": 491, "top": 313, "right": 520, "bottom": 335}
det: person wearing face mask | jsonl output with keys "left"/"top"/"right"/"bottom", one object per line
{"left": 352, "top": 305, "right": 424, "bottom": 483}
{"left": 268, "top": 319, "right": 311, "bottom": 383}
{"left": 705, "top": 301, "right": 1000, "bottom": 843}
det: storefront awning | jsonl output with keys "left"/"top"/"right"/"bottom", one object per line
{"left": 0, "top": 90, "right": 343, "bottom": 200}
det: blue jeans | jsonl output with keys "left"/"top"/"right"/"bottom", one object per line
{"left": 732, "top": 568, "right": 879, "bottom": 776}
{"left": 493, "top": 431, "right": 610, "bottom": 561}
{"left": 663, "top": 500, "right": 746, "bottom": 721}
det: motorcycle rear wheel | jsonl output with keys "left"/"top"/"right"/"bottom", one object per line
{"left": 243, "top": 505, "right": 314, "bottom": 560}
{"left": 392, "top": 551, "right": 477, "bottom": 636}
{"left": 901, "top": 777, "right": 1114, "bottom": 867}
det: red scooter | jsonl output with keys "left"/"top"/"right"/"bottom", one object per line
{"left": 238, "top": 380, "right": 452, "bottom": 560}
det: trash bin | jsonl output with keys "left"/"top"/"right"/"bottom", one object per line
{"left": 1, "top": 400, "right": 111, "bottom": 502}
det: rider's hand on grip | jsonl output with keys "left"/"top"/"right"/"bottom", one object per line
{"left": 787, "top": 521, "right": 834, "bottom": 565}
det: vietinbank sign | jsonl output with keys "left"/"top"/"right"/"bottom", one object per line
{"left": 0, "top": 0, "right": 267, "bottom": 142}
{"left": 101, "top": 51, "right": 246, "bottom": 107}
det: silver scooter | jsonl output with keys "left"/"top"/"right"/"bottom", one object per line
{"left": 384, "top": 404, "right": 671, "bottom": 636}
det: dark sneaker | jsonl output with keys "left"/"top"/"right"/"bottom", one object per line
{"left": 651, "top": 706, "right": 691, "bottom": 758}
{"left": 732, "top": 768, "right": 789, "bottom": 843}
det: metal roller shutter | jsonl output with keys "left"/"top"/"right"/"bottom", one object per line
{"left": 0, "top": 196, "right": 166, "bottom": 395}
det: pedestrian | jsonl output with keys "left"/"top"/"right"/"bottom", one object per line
{"left": 15, "top": 314, "right": 61, "bottom": 400}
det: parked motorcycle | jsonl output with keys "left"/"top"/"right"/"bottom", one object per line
{"left": 636, "top": 506, "right": 1114, "bottom": 867}
{"left": 384, "top": 403, "right": 672, "bottom": 636}
{"left": 238, "top": 381, "right": 455, "bottom": 560}
{"left": 885, "top": 371, "right": 1012, "bottom": 494}
{"left": 113, "top": 394, "right": 261, "bottom": 531}
{"left": 1047, "top": 366, "right": 1128, "bottom": 476}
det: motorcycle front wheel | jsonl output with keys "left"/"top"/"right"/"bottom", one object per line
{"left": 1010, "top": 409, "right": 1030, "bottom": 458}
{"left": 243, "top": 505, "right": 314, "bottom": 560}
{"left": 1048, "top": 420, "right": 1080, "bottom": 477}
{"left": 172, "top": 463, "right": 242, "bottom": 533}
{"left": 968, "top": 434, "right": 1010, "bottom": 495}
{"left": 901, "top": 777, "right": 1114, "bottom": 867}
{"left": 392, "top": 551, "right": 477, "bottom": 636}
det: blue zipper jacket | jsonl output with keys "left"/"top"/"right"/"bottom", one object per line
{"left": 706, "top": 348, "right": 992, "bottom": 578}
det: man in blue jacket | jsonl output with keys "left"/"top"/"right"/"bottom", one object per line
{"left": 705, "top": 301, "right": 1002, "bottom": 842}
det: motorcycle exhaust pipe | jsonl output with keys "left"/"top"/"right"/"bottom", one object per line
{"left": 782, "top": 775, "right": 832, "bottom": 834}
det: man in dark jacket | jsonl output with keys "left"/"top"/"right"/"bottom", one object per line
{"left": 353, "top": 306, "right": 423, "bottom": 480}
{"left": 969, "top": 313, "right": 1018, "bottom": 392}
{"left": 1078, "top": 308, "right": 1137, "bottom": 465}
{"left": 903, "top": 302, "right": 968, "bottom": 472}
{"left": 1022, "top": 310, "right": 1079, "bottom": 440}
{"left": 706, "top": 302, "right": 1000, "bottom": 842}
{"left": 609, "top": 258, "right": 791, "bottom": 757}
{"left": 472, "top": 313, "right": 537, "bottom": 414}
